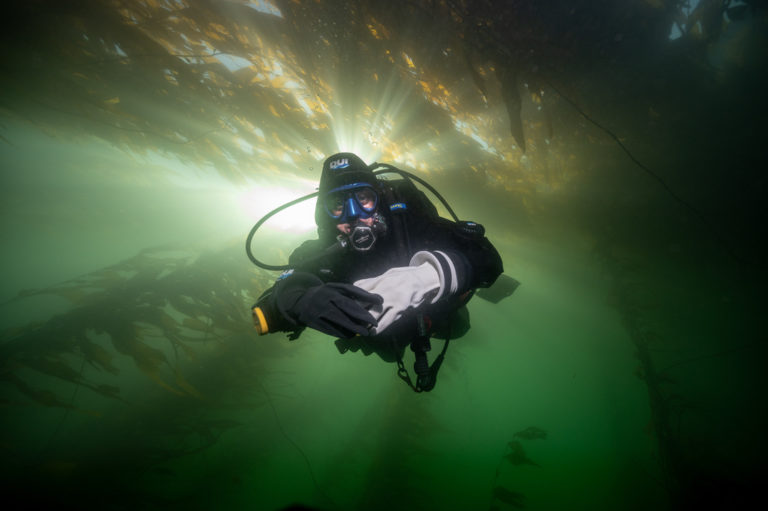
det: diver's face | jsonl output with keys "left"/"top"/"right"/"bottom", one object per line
{"left": 324, "top": 184, "right": 377, "bottom": 230}
{"left": 336, "top": 216, "right": 374, "bottom": 235}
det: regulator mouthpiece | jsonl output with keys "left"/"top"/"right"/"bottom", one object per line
{"left": 342, "top": 213, "right": 386, "bottom": 253}
{"left": 349, "top": 225, "right": 376, "bottom": 251}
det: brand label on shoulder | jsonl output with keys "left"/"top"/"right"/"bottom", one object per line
{"left": 330, "top": 158, "right": 350, "bottom": 170}
{"left": 389, "top": 202, "right": 407, "bottom": 211}
{"left": 276, "top": 269, "right": 294, "bottom": 281}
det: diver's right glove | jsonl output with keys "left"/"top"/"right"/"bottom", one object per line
{"left": 353, "top": 250, "right": 467, "bottom": 334}
{"left": 282, "top": 282, "right": 383, "bottom": 339}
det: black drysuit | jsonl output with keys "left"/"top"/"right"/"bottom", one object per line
{"left": 253, "top": 178, "right": 503, "bottom": 345}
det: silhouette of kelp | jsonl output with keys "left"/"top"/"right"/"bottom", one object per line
{"left": 489, "top": 426, "right": 545, "bottom": 509}
{"left": 1, "top": 243, "right": 273, "bottom": 403}
{"left": 0, "top": 242, "right": 298, "bottom": 507}
{"left": 610, "top": 269, "right": 689, "bottom": 507}
{"left": 596, "top": 243, "right": 766, "bottom": 509}
{"left": 491, "top": 486, "right": 526, "bottom": 509}
{"left": 512, "top": 426, "right": 547, "bottom": 441}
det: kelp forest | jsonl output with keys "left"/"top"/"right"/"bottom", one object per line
{"left": 1, "top": 1, "right": 766, "bottom": 510}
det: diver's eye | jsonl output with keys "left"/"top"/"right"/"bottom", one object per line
{"left": 355, "top": 188, "right": 377, "bottom": 210}
{"left": 326, "top": 194, "right": 344, "bottom": 217}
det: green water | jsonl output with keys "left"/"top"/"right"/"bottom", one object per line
{"left": 1, "top": 125, "right": 764, "bottom": 510}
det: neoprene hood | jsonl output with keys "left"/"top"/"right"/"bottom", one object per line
{"left": 315, "top": 152, "right": 378, "bottom": 230}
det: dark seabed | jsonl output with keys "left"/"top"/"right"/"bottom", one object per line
{"left": 1, "top": 1, "right": 766, "bottom": 510}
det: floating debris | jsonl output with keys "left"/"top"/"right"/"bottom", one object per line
{"left": 504, "top": 440, "right": 539, "bottom": 467}
{"left": 513, "top": 426, "right": 547, "bottom": 440}
{"left": 493, "top": 486, "right": 526, "bottom": 508}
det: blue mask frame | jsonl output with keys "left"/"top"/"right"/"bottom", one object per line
{"left": 323, "top": 182, "right": 378, "bottom": 223}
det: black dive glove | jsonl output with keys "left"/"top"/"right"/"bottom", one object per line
{"left": 282, "top": 283, "right": 383, "bottom": 338}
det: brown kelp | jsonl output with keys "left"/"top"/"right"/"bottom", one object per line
{"left": 1, "top": 0, "right": 697, "bottom": 204}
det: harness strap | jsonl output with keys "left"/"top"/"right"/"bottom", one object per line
{"left": 381, "top": 182, "right": 412, "bottom": 266}
{"left": 394, "top": 315, "right": 451, "bottom": 393}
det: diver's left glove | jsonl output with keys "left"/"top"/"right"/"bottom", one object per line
{"left": 282, "top": 282, "right": 383, "bottom": 339}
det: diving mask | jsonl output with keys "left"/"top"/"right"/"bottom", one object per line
{"left": 323, "top": 182, "right": 378, "bottom": 224}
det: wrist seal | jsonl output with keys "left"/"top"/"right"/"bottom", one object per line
{"left": 455, "top": 221, "right": 485, "bottom": 239}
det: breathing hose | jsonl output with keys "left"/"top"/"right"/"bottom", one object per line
{"left": 245, "top": 163, "right": 460, "bottom": 271}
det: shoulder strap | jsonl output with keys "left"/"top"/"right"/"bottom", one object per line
{"left": 384, "top": 178, "right": 439, "bottom": 219}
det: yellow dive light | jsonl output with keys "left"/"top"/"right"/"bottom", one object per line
{"left": 252, "top": 306, "right": 268, "bottom": 335}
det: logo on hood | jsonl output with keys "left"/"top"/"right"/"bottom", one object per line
{"left": 330, "top": 158, "right": 350, "bottom": 170}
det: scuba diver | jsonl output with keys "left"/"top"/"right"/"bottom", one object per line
{"left": 249, "top": 152, "right": 503, "bottom": 392}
